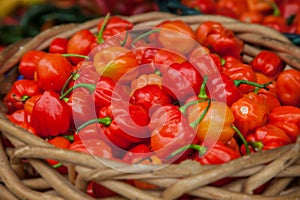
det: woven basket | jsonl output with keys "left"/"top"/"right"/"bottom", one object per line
{"left": 0, "top": 12, "right": 300, "bottom": 200}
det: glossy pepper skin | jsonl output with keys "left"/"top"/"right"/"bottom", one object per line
{"left": 157, "top": 20, "right": 196, "bottom": 54}
{"left": 98, "top": 102, "right": 150, "bottom": 149}
{"left": 162, "top": 61, "right": 203, "bottom": 102}
{"left": 194, "top": 141, "right": 241, "bottom": 165}
{"left": 195, "top": 21, "right": 244, "bottom": 58}
{"left": 276, "top": 69, "right": 300, "bottom": 107}
{"left": 18, "top": 50, "right": 46, "bottom": 80}
{"left": 187, "top": 101, "right": 235, "bottom": 144}
{"left": 269, "top": 106, "right": 300, "bottom": 142}
{"left": 245, "top": 124, "right": 292, "bottom": 152}
{"left": 130, "top": 84, "right": 172, "bottom": 112}
{"left": 149, "top": 105, "right": 197, "bottom": 162}
{"left": 206, "top": 73, "right": 243, "bottom": 107}
{"left": 231, "top": 92, "right": 269, "bottom": 136}
{"left": 36, "top": 53, "right": 73, "bottom": 92}
{"left": 250, "top": 50, "right": 284, "bottom": 79}
{"left": 31, "top": 90, "right": 71, "bottom": 138}
{"left": 3, "top": 79, "right": 42, "bottom": 114}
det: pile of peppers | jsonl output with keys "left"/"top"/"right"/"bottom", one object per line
{"left": 2, "top": 14, "right": 300, "bottom": 198}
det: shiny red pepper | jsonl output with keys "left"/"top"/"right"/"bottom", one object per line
{"left": 18, "top": 50, "right": 46, "bottom": 80}
{"left": 36, "top": 53, "right": 73, "bottom": 92}
{"left": 98, "top": 102, "right": 150, "bottom": 149}
{"left": 276, "top": 69, "right": 300, "bottom": 107}
{"left": 130, "top": 84, "right": 172, "bottom": 112}
{"left": 269, "top": 106, "right": 300, "bottom": 142}
{"left": 245, "top": 124, "right": 292, "bottom": 152}
{"left": 231, "top": 92, "right": 269, "bottom": 136}
{"left": 149, "top": 105, "right": 197, "bottom": 163}
{"left": 196, "top": 21, "right": 244, "bottom": 58}
{"left": 6, "top": 109, "right": 36, "bottom": 135}
{"left": 250, "top": 50, "right": 284, "bottom": 79}
{"left": 222, "top": 62, "right": 257, "bottom": 94}
{"left": 66, "top": 29, "right": 95, "bottom": 65}
{"left": 49, "top": 37, "right": 68, "bottom": 54}
{"left": 162, "top": 61, "right": 203, "bottom": 102}
{"left": 31, "top": 90, "right": 71, "bottom": 138}
{"left": 3, "top": 79, "right": 43, "bottom": 114}
{"left": 193, "top": 141, "right": 241, "bottom": 164}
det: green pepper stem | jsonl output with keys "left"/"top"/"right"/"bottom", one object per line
{"left": 59, "top": 83, "right": 96, "bottom": 100}
{"left": 120, "top": 28, "right": 129, "bottom": 47}
{"left": 270, "top": 2, "right": 280, "bottom": 16}
{"left": 76, "top": 117, "right": 112, "bottom": 133}
{"left": 179, "top": 98, "right": 208, "bottom": 114}
{"left": 167, "top": 144, "right": 207, "bottom": 160}
{"left": 189, "top": 99, "right": 211, "bottom": 129}
{"left": 52, "top": 162, "right": 63, "bottom": 169}
{"left": 97, "top": 13, "right": 110, "bottom": 44}
{"left": 232, "top": 124, "right": 250, "bottom": 155}
{"left": 62, "top": 54, "right": 89, "bottom": 59}
{"left": 131, "top": 29, "right": 160, "bottom": 48}
{"left": 62, "top": 135, "right": 74, "bottom": 143}
{"left": 198, "top": 75, "right": 208, "bottom": 99}
{"left": 60, "top": 71, "right": 78, "bottom": 97}
{"left": 234, "top": 80, "right": 272, "bottom": 90}
{"left": 249, "top": 141, "right": 264, "bottom": 152}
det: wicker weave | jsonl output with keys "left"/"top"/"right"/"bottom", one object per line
{"left": 0, "top": 12, "right": 300, "bottom": 200}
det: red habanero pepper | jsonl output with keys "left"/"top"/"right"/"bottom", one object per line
{"left": 187, "top": 100, "right": 235, "bottom": 143}
{"left": 206, "top": 73, "right": 243, "bottom": 107}
{"left": 131, "top": 73, "right": 162, "bottom": 95}
{"left": 66, "top": 90, "right": 96, "bottom": 129}
{"left": 193, "top": 141, "right": 241, "bottom": 165}
{"left": 262, "top": 15, "right": 289, "bottom": 33}
{"left": 96, "top": 15, "right": 133, "bottom": 38}
{"left": 215, "top": 0, "right": 248, "bottom": 19}
{"left": 276, "top": 69, "right": 300, "bottom": 107}
{"left": 199, "top": 24, "right": 244, "bottom": 58}
{"left": 93, "top": 46, "right": 139, "bottom": 83}
{"left": 157, "top": 20, "right": 196, "bottom": 54}
{"left": 130, "top": 84, "right": 172, "bottom": 112}
{"left": 66, "top": 29, "right": 95, "bottom": 65}
{"left": 49, "top": 37, "right": 68, "bottom": 54}
{"left": 162, "top": 61, "right": 203, "bottom": 102}
{"left": 239, "top": 11, "right": 264, "bottom": 24}
{"left": 98, "top": 102, "right": 150, "bottom": 149}
{"left": 279, "top": 0, "right": 300, "bottom": 19}
{"left": 18, "top": 50, "right": 46, "bottom": 80}
{"left": 31, "top": 90, "right": 71, "bottom": 138}
{"left": 250, "top": 50, "right": 284, "bottom": 79}
{"left": 188, "top": 47, "right": 221, "bottom": 75}
{"left": 245, "top": 124, "right": 292, "bottom": 152}
{"left": 3, "top": 79, "right": 43, "bottom": 114}
{"left": 36, "top": 53, "right": 73, "bottom": 92}
{"left": 150, "top": 105, "right": 197, "bottom": 163}
{"left": 24, "top": 94, "right": 41, "bottom": 116}
{"left": 47, "top": 136, "right": 71, "bottom": 174}
{"left": 231, "top": 92, "right": 269, "bottom": 137}
{"left": 269, "top": 106, "right": 300, "bottom": 142}
{"left": 246, "top": 0, "right": 275, "bottom": 13}
{"left": 222, "top": 62, "right": 258, "bottom": 94}
{"left": 6, "top": 109, "right": 37, "bottom": 135}
{"left": 181, "top": 0, "right": 217, "bottom": 14}
{"left": 255, "top": 72, "right": 277, "bottom": 96}
{"left": 152, "top": 48, "right": 186, "bottom": 74}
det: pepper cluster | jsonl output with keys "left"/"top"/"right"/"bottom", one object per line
{"left": 2, "top": 14, "right": 300, "bottom": 197}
